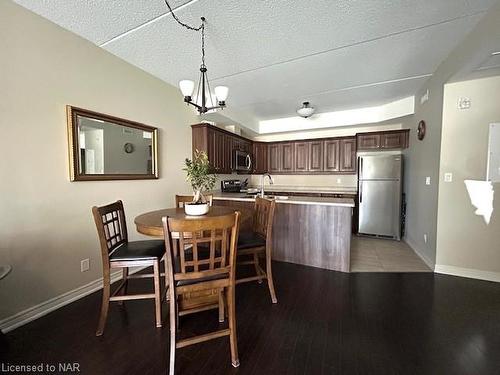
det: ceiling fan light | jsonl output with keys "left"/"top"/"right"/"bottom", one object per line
{"left": 214, "top": 86, "right": 229, "bottom": 102}
{"left": 297, "top": 102, "right": 315, "bottom": 118}
{"left": 179, "top": 80, "right": 194, "bottom": 97}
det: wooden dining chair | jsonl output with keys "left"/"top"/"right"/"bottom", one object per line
{"left": 92, "top": 200, "right": 166, "bottom": 336}
{"left": 236, "top": 197, "right": 278, "bottom": 303}
{"left": 175, "top": 193, "right": 213, "bottom": 208}
{"left": 162, "top": 211, "right": 241, "bottom": 375}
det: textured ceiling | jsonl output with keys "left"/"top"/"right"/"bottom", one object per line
{"left": 14, "top": 0, "right": 498, "bottom": 122}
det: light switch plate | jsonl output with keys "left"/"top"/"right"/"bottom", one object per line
{"left": 81, "top": 258, "right": 90, "bottom": 272}
{"left": 444, "top": 173, "right": 453, "bottom": 182}
{"left": 425, "top": 177, "right": 431, "bottom": 185}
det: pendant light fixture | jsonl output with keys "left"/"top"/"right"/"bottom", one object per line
{"left": 297, "top": 102, "right": 315, "bottom": 118}
{"left": 164, "top": 1, "right": 228, "bottom": 114}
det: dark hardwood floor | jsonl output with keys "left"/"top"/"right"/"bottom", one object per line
{"left": 1, "top": 261, "right": 500, "bottom": 375}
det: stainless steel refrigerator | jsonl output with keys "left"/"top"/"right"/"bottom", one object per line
{"left": 358, "top": 154, "right": 403, "bottom": 240}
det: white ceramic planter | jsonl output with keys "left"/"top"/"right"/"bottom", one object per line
{"left": 184, "top": 202, "right": 210, "bottom": 216}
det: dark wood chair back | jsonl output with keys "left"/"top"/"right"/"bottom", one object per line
{"left": 175, "top": 194, "right": 213, "bottom": 208}
{"left": 162, "top": 212, "right": 240, "bottom": 284}
{"left": 92, "top": 200, "right": 128, "bottom": 258}
{"left": 252, "top": 197, "right": 276, "bottom": 240}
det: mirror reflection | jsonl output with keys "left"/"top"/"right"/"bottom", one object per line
{"left": 67, "top": 106, "right": 158, "bottom": 181}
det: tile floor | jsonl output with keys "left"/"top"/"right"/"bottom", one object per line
{"left": 350, "top": 236, "right": 431, "bottom": 272}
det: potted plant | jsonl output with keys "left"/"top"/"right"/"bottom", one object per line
{"left": 183, "top": 150, "right": 217, "bottom": 215}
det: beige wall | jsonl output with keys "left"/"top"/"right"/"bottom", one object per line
{"left": 403, "top": 3, "right": 500, "bottom": 268}
{"left": 436, "top": 76, "right": 500, "bottom": 278}
{"left": 0, "top": 1, "right": 198, "bottom": 321}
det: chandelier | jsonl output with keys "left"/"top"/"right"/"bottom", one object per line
{"left": 164, "top": 1, "right": 228, "bottom": 114}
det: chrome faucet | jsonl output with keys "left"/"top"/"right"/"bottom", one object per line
{"left": 260, "top": 173, "right": 273, "bottom": 198}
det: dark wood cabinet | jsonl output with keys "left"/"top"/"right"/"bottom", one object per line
{"left": 381, "top": 131, "right": 409, "bottom": 149}
{"left": 340, "top": 138, "right": 356, "bottom": 173}
{"left": 252, "top": 142, "right": 268, "bottom": 174}
{"left": 193, "top": 124, "right": 409, "bottom": 176}
{"left": 357, "top": 130, "right": 409, "bottom": 151}
{"left": 294, "top": 142, "right": 309, "bottom": 172}
{"left": 281, "top": 143, "right": 295, "bottom": 172}
{"left": 308, "top": 141, "right": 324, "bottom": 172}
{"left": 324, "top": 139, "right": 340, "bottom": 172}
{"left": 357, "top": 133, "right": 380, "bottom": 150}
{"left": 268, "top": 143, "right": 281, "bottom": 173}
{"left": 192, "top": 123, "right": 249, "bottom": 174}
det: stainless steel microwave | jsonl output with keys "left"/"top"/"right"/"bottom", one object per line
{"left": 233, "top": 150, "right": 252, "bottom": 172}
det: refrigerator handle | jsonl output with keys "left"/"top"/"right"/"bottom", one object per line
{"left": 359, "top": 182, "right": 362, "bottom": 203}
{"left": 359, "top": 157, "right": 363, "bottom": 178}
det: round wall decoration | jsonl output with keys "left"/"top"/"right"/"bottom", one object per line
{"left": 124, "top": 142, "right": 135, "bottom": 153}
{"left": 417, "top": 120, "right": 426, "bottom": 141}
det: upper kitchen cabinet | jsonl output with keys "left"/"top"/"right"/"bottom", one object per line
{"left": 308, "top": 141, "right": 324, "bottom": 172}
{"left": 268, "top": 143, "right": 281, "bottom": 173}
{"left": 324, "top": 139, "right": 340, "bottom": 172}
{"left": 281, "top": 142, "right": 295, "bottom": 173}
{"left": 381, "top": 130, "right": 409, "bottom": 149}
{"left": 295, "top": 142, "right": 309, "bottom": 172}
{"left": 340, "top": 138, "right": 356, "bottom": 172}
{"left": 357, "top": 130, "right": 409, "bottom": 151}
{"left": 252, "top": 142, "right": 268, "bottom": 174}
{"left": 192, "top": 123, "right": 247, "bottom": 174}
{"left": 192, "top": 124, "right": 410, "bottom": 175}
{"left": 357, "top": 133, "right": 381, "bottom": 150}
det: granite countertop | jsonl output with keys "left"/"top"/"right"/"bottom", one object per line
{"left": 212, "top": 192, "right": 355, "bottom": 207}
{"left": 246, "top": 185, "right": 358, "bottom": 195}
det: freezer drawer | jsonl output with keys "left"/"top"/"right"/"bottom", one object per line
{"left": 358, "top": 180, "right": 401, "bottom": 238}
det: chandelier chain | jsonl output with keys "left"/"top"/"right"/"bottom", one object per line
{"left": 163, "top": 0, "right": 203, "bottom": 31}
{"left": 163, "top": 0, "right": 206, "bottom": 66}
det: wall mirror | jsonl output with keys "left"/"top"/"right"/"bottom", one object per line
{"left": 67, "top": 106, "right": 158, "bottom": 181}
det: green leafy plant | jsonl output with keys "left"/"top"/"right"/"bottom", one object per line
{"left": 183, "top": 150, "right": 217, "bottom": 204}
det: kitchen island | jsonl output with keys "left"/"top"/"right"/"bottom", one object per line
{"left": 212, "top": 192, "right": 355, "bottom": 272}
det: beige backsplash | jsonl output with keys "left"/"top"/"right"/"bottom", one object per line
{"left": 249, "top": 174, "right": 357, "bottom": 188}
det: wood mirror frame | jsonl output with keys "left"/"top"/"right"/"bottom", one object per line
{"left": 67, "top": 106, "right": 159, "bottom": 181}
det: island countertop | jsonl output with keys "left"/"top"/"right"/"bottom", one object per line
{"left": 213, "top": 192, "right": 353, "bottom": 272}
{"left": 212, "top": 192, "right": 355, "bottom": 207}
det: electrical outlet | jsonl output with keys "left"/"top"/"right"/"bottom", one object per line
{"left": 336, "top": 178, "right": 342, "bottom": 184}
{"left": 425, "top": 177, "right": 431, "bottom": 185}
{"left": 424, "top": 234, "right": 428, "bottom": 243}
{"left": 81, "top": 258, "right": 90, "bottom": 272}
{"left": 444, "top": 173, "right": 453, "bottom": 182}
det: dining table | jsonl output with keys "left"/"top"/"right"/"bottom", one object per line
{"left": 134, "top": 206, "right": 243, "bottom": 237}
{"left": 134, "top": 205, "right": 250, "bottom": 312}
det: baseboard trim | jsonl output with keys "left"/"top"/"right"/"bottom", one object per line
{"left": 434, "top": 265, "right": 500, "bottom": 283}
{"left": 0, "top": 266, "right": 147, "bottom": 334}
{"left": 403, "top": 238, "right": 435, "bottom": 270}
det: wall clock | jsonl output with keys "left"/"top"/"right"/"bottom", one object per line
{"left": 417, "top": 120, "right": 426, "bottom": 141}
{"left": 124, "top": 142, "right": 135, "bottom": 153}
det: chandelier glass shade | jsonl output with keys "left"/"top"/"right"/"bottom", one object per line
{"left": 165, "top": 8, "right": 227, "bottom": 115}
{"left": 297, "top": 101, "right": 315, "bottom": 118}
